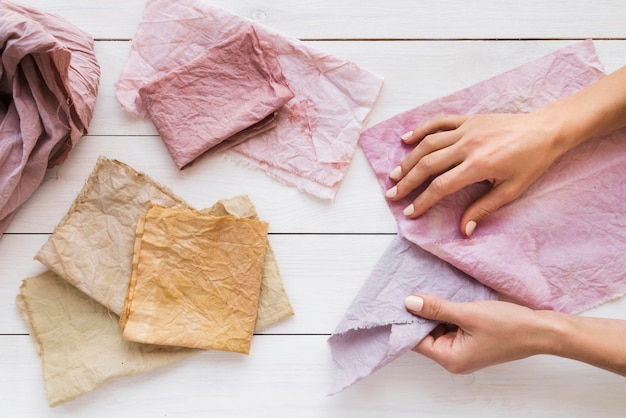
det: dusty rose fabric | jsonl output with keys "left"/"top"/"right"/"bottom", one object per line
{"left": 138, "top": 25, "right": 294, "bottom": 169}
{"left": 115, "top": 0, "right": 383, "bottom": 199}
{"left": 329, "top": 235, "right": 496, "bottom": 393}
{"left": 0, "top": 2, "right": 100, "bottom": 236}
{"left": 359, "top": 40, "right": 626, "bottom": 314}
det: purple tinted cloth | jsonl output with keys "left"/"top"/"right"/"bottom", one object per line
{"left": 115, "top": 0, "right": 383, "bottom": 199}
{"left": 137, "top": 25, "right": 294, "bottom": 169}
{"left": 359, "top": 40, "right": 626, "bottom": 314}
{"left": 329, "top": 235, "right": 496, "bottom": 392}
{"left": 0, "top": 2, "right": 100, "bottom": 236}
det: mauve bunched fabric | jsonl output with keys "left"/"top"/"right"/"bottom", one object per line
{"left": 0, "top": 2, "right": 100, "bottom": 236}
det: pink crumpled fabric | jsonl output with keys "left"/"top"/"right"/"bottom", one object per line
{"left": 0, "top": 2, "right": 100, "bottom": 236}
{"left": 115, "top": 0, "right": 383, "bottom": 199}
{"left": 137, "top": 25, "right": 294, "bottom": 169}
{"left": 330, "top": 40, "right": 626, "bottom": 393}
{"left": 329, "top": 235, "right": 496, "bottom": 393}
{"left": 359, "top": 40, "right": 626, "bottom": 314}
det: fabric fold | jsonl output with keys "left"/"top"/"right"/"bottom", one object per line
{"left": 0, "top": 1, "right": 100, "bottom": 236}
{"left": 359, "top": 40, "right": 626, "bottom": 314}
{"left": 115, "top": 0, "right": 383, "bottom": 199}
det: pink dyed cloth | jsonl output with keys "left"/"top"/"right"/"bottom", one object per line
{"left": 115, "top": 0, "right": 383, "bottom": 199}
{"left": 360, "top": 40, "right": 626, "bottom": 314}
{"left": 137, "top": 25, "right": 294, "bottom": 169}
{"left": 0, "top": 2, "right": 100, "bottom": 236}
{"left": 329, "top": 235, "right": 496, "bottom": 393}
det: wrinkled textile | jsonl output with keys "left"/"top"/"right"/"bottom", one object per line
{"left": 329, "top": 236, "right": 496, "bottom": 392}
{"left": 0, "top": 2, "right": 100, "bottom": 236}
{"left": 120, "top": 205, "right": 268, "bottom": 353}
{"left": 138, "top": 25, "right": 294, "bottom": 169}
{"left": 115, "top": 0, "right": 383, "bottom": 199}
{"left": 17, "top": 271, "right": 197, "bottom": 407}
{"left": 359, "top": 40, "right": 626, "bottom": 313}
{"left": 35, "top": 157, "right": 293, "bottom": 330}
{"left": 205, "top": 195, "right": 294, "bottom": 330}
{"left": 35, "top": 157, "right": 190, "bottom": 314}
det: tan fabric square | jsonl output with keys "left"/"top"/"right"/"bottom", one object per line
{"left": 35, "top": 157, "right": 189, "bottom": 315}
{"left": 204, "top": 195, "right": 294, "bottom": 331}
{"left": 120, "top": 205, "right": 268, "bottom": 354}
{"left": 17, "top": 271, "right": 197, "bottom": 407}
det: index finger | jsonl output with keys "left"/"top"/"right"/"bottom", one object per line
{"left": 403, "top": 115, "right": 468, "bottom": 144}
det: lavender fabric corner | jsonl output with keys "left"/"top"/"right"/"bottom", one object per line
{"left": 329, "top": 235, "right": 496, "bottom": 393}
{"left": 115, "top": 0, "right": 383, "bottom": 199}
{"left": 359, "top": 40, "right": 626, "bottom": 314}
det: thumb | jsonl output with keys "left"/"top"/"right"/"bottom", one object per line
{"left": 460, "top": 183, "right": 519, "bottom": 237}
{"left": 405, "top": 294, "right": 465, "bottom": 325}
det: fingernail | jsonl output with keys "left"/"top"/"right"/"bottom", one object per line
{"left": 403, "top": 204, "right": 414, "bottom": 216}
{"left": 389, "top": 166, "right": 402, "bottom": 181}
{"left": 385, "top": 186, "right": 398, "bottom": 199}
{"left": 401, "top": 130, "right": 413, "bottom": 141}
{"left": 405, "top": 295, "right": 424, "bottom": 312}
{"left": 465, "top": 220, "right": 477, "bottom": 237}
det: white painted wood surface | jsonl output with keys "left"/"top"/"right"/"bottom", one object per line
{"left": 2, "top": 1, "right": 626, "bottom": 416}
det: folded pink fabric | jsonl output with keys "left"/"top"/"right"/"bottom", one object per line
{"left": 0, "top": 2, "right": 100, "bottom": 236}
{"left": 115, "top": 0, "right": 383, "bottom": 199}
{"left": 359, "top": 40, "right": 626, "bottom": 314}
{"left": 138, "top": 25, "right": 294, "bottom": 169}
{"left": 329, "top": 236, "right": 496, "bottom": 392}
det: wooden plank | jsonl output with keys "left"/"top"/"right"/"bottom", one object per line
{"left": 15, "top": 0, "right": 626, "bottom": 40}
{"left": 2, "top": 334, "right": 626, "bottom": 417}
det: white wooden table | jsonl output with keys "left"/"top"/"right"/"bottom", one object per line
{"left": 2, "top": 1, "right": 626, "bottom": 416}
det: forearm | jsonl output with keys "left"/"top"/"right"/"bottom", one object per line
{"left": 534, "top": 310, "right": 626, "bottom": 376}
{"left": 539, "top": 65, "right": 626, "bottom": 154}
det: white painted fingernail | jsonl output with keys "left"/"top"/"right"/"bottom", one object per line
{"left": 389, "top": 166, "right": 402, "bottom": 181}
{"left": 403, "top": 204, "right": 414, "bottom": 216}
{"left": 405, "top": 295, "right": 424, "bottom": 312}
{"left": 401, "top": 131, "right": 413, "bottom": 141}
{"left": 385, "top": 186, "right": 398, "bottom": 199}
{"left": 465, "top": 220, "right": 477, "bottom": 237}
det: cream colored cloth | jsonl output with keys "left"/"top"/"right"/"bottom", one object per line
{"left": 119, "top": 205, "right": 268, "bottom": 353}
{"left": 35, "top": 157, "right": 189, "bottom": 315}
{"left": 205, "top": 196, "right": 294, "bottom": 330}
{"left": 17, "top": 271, "right": 197, "bottom": 407}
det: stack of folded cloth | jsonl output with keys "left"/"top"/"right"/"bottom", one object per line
{"left": 17, "top": 157, "right": 294, "bottom": 406}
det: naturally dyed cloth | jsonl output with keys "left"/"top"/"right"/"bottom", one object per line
{"left": 119, "top": 205, "right": 269, "bottom": 354}
{"left": 138, "top": 25, "right": 294, "bottom": 169}
{"left": 359, "top": 40, "right": 626, "bottom": 314}
{"left": 329, "top": 236, "right": 496, "bottom": 393}
{"left": 17, "top": 271, "right": 197, "bottom": 407}
{"left": 115, "top": 0, "right": 383, "bottom": 199}
{"left": 331, "top": 40, "right": 626, "bottom": 393}
{"left": 35, "top": 157, "right": 293, "bottom": 330}
{"left": 0, "top": 2, "right": 100, "bottom": 236}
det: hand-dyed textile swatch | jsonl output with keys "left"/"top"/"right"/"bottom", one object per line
{"left": 204, "top": 196, "right": 294, "bottom": 330}
{"left": 35, "top": 158, "right": 294, "bottom": 330}
{"left": 0, "top": 2, "right": 100, "bottom": 236}
{"left": 359, "top": 40, "right": 626, "bottom": 314}
{"left": 329, "top": 236, "right": 496, "bottom": 392}
{"left": 115, "top": 0, "right": 383, "bottom": 199}
{"left": 17, "top": 271, "right": 197, "bottom": 407}
{"left": 119, "top": 205, "right": 269, "bottom": 354}
{"left": 138, "top": 25, "right": 294, "bottom": 169}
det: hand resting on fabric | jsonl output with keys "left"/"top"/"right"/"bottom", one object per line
{"left": 405, "top": 294, "right": 626, "bottom": 377}
{"left": 386, "top": 65, "right": 626, "bottom": 237}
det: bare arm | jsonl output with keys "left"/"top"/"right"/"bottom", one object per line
{"left": 387, "top": 66, "right": 626, "bottom": 237}
{"left": 405, "top": 295, "right": 626, "bottom": 376}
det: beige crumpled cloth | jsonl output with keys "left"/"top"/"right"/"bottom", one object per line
{"left": 17, "top": 271, "right": 197, "bottom": 407}
{"left": 0, "top": 2, "right": 100, "bottom": 236}
{"left": 120, "top": 205, "right": 269, "bottom": 353}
